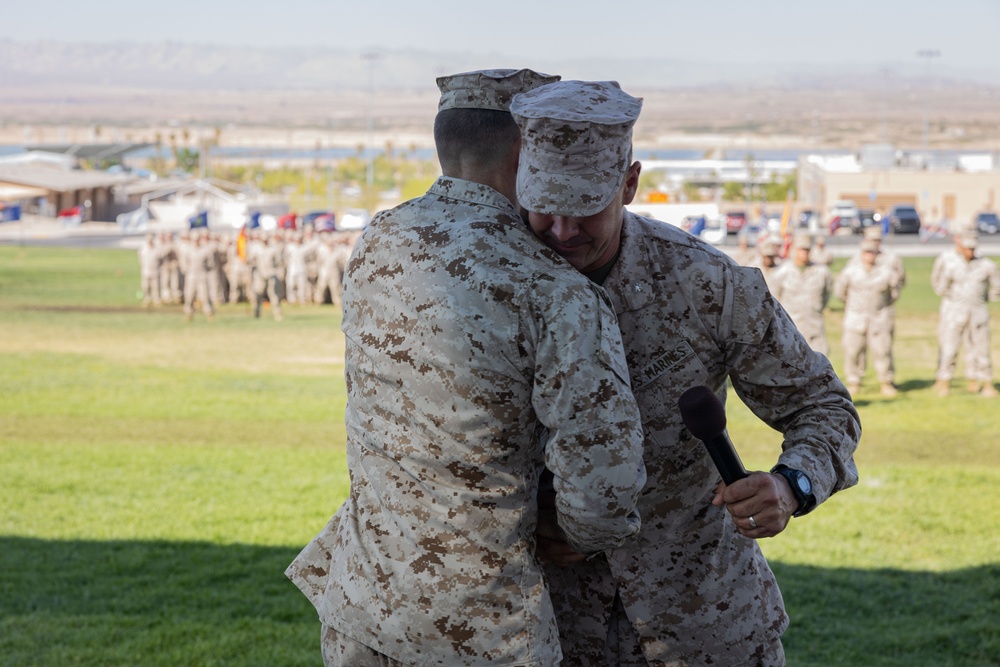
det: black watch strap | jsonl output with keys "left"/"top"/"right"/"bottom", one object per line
{"left": 771, "top": 464, "right": 816, "bottom": 517}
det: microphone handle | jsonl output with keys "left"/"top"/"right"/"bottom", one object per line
{"left": 701, "top": 432, "right": 749, "bottom": 485}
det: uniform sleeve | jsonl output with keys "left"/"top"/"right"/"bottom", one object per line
{"left": 523, "top": 276, "right": 646, "bottom": 554}
{"left": 724, "top": 266, "right": 861, "bottom": 509}
{"left": 988, "top": 261, "right": 1000, "bottom": 302}
{"left": 821, "top": 267, "right": 833, "bottom": 310}
{"left": 833, "top": 266, "right": 849, "bottom": 304}
{"left": 931, "top": 254, "right": 949, "bottom": 297}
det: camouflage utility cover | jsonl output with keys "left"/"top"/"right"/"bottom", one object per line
{"left": 511, "top": 80, "right": 642, "bottom": 217}
{"left": 436, "top": 68, "right": 560, "bottom": 112}
{"left": 545, "top": 212, "right": 860, "bottom": 667}
{"left": 286, "top": 177, "right": 646, "bottom": 666}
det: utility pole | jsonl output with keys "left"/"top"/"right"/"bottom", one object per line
{"left": 917, "top": 49, "right": 941, "bottom": 161}
{"left": 361, "top": 52, "right": 382, "bottom": 189}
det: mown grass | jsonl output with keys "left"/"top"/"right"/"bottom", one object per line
{"left": 1, "top": 245, "right": 998, "bottom": 666}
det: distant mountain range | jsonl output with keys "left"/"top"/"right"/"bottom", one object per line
{"left": 3, "top": 39, "right": 1000, "bottom": 91}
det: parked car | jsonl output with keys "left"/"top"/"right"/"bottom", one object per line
{"left": 827, "top": 199, "right": 859, "bottom": 235}
{"left": 339, "top": 208, "right": 370, "bottom": 230}
{"left": 975, "top": 211, "right": 1000, "bottom": 235}
{"left": 852, "top": 210, "right": 883, "bottom": 235}
{"left": 724, "top": 210, "right": 747, "bottom": 234}
{"left": 798, "top": 209, "right": 819, "bottom": 231}
{"left": 830, "top": 199, "right": 859, "bottom": 220}
{"left": 886, "top": 205, "right": 921, "bottom": 234}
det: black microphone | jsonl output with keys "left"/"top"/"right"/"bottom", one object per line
{"left": 678, "top": 385, "right": 749, "bottom": 485}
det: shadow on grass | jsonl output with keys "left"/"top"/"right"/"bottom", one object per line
{"left": 0, "top": 537, "right": 996, "bottom": 667}
{"left": 896, "top": 378, "right": 938, "bottom": 392}
{"left": 771, "top": 561, "right": 999, "bottom": 667}
{"left": 0, "top": 537, "right": 318, "bottom": 667}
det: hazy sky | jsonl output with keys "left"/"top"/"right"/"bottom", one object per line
{"left": 5, "top": 0, "right": 999, "bottom": 74}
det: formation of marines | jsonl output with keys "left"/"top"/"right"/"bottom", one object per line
{"left": 138, "top": 226, "right": 360, "bottom": 321}
{"left": 731, "top": 224, "right": 998, "bottom": 398}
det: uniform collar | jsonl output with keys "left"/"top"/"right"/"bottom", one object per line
{"left": 602, "top": 211, "right": 657, "bottom": 313}
{"left": 427, "top": 176, "right": 519, "bottom": 217}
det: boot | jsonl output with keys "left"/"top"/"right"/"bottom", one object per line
{"left": 880, "top": 383, "right": 898, "bottom": 398}
{"left": 982, "top": 383, "right": 997, "bottom": 398}
{"left": 932, "top": 380, "right": 950, "bottom": 397}
{"left": 967, "top": 380, "right": 981, "bottom": 393}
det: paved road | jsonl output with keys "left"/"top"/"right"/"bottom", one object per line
{"left": 3, "top": 218, "right": 1000, "bottom": 258}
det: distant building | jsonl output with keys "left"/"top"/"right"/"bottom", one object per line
{"left": 798, "top": 146, "right": 1000, "bottom": 229}
{"left": 0, "top": 158, "right": 134, "bottom": 221}
{"left": 0, "top": 144, "right": 151, "bottom": 221}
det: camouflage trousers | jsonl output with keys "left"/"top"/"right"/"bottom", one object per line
{"left": 548, "top": 556, "right": 786, "bottom": 667}
{"left": 936, "top": 307, "right": 993, "bottom": 382}
{"left": 843, "top": 324, "right": 895, "bottom": 385}
{"left": 183, "top": 274, "right": 215, "bottom": 316}
{"left": 321, "top": 625, "right": 403, "bottom": 667}
{"left": 141, "top": 272, "right": 161, "bottom": 306}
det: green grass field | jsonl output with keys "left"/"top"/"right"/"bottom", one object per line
{"left": 1, "top": 245, "right": 998, "bottom": 666}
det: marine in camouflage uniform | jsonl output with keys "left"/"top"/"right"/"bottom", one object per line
{"left": 513, "top": 80, "right": 860, "bottom": 667}
{"left": 138, "top": 234, "right": 162, "bottom": 307}
{"left": 754, "top": 238, "right": 782, "bottom": 293}
{"left": 809, "top": 232, "right": 834, "bottom": 267}
{"left": 848, "top": 225, "right": 907, "bottom": 292}
{"left": 250, "top": 233, "right": 285, "bottom": 321}
{"left": 834, "top": 239, "right": 902, "bottom": 397}
{"left": 286, "top": 69, "right": 647, "bottom": 667}
{"left": 931, "top": 229, "right": 1000, "bottom": 397}
{"left": 159, "top": 232, "right": 181, "bottom": 304}
{"left": 182, "top": 232, "right": 216, "bottom": 321}
{"left": 769, "top": 233, "right": 834, "bottom": 355}
{"left": 729, "top": 231, "right": 757, "bottom": 267}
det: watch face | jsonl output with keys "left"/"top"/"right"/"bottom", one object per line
{"left": 795, "top": 472, "right": 812, "bottom": 495}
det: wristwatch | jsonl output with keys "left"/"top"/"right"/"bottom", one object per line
{"left": 771, "top": 465, "right": 816, "bottom": 517}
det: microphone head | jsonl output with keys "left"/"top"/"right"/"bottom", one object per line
{"left": 677, "top": 385, "right": 727, "bottom": 440}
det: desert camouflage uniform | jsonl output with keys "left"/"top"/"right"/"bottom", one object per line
{"left": 176, "top": 234, "right": 195, "bottom": 304}
{"left": 545, "top": 212, "right": 860, "bottom": 667}
{"left": 208, "top": 234, "right": 228, "bottom": 306}
{"left": 226, "top": 237, "right": 252, "bottom": 304}
{"left": 315, "top": 233, "right": 353, "bottom": 306}
{"left": 834, "top": 256, "right": 901, "bottom": 387}
{"left": 159, "top": 233, "right": 181, "bottom": 303}
{"left": 730, "top": 243, "right": 757, "bottom": 267}
{"left": 303, "top": 228, "right": 321, "bottom": 301}
{"left": 769, "top": 258, "right": 833, "bottom": 355}
{"left": 809, "top": 242, "right": 834, "bottom": 267}
{"left": 182, "top": 235, "right": 216, "bottom": 319}
{"left": 285, "top": 236, "right": 311, "bottom": 304}
{"left": 932, "top": 247, "right": 1000, "bottom": 383}
{"left": 286, "top": 177, "right": 646, "bottom": 666}
{"left": 138, "top": 235, "right": 162, "bottom": 306}
{"left": 251, "top": 236, "right": 285, "bottom": 320}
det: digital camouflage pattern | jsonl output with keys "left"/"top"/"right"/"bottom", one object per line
{"left": 286, "top": 176, "right": 646, "bottom": 666}
{"left": 511, "top": 80, "right": 642, "bottom": 218}
{"left": 769, "top": 256, "right": 834, "bottom": 355}
{"left": 436, "top": 68, "right": 561, "bottom": 112}
{"left": 931, "top": 244, "right": 1000, "bottom": 382}
{"left": 545, "top": 212, "right": 861, "bottom": 667}
{"left": 834, "top": 250, "right": 901, "bottom": 386}
{"left": 854, "top": 227, "right": 908, "bottom": 293}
